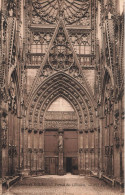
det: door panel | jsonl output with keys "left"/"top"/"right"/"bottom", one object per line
{"left": 64, "top": 131, "right": 78, "bottom": 157}
{"left": 45, "top": 157, "right": 58, "bottom": 174}
{"left": 45, "top": 157, "right": 50, "bottom": 174}
{"left": 50, "top": 158, "right": 55, "bottom": 174}
{"left": 44, "top": 131, "right": 58, "bottom": 156}
{"left": 72, "top": 157, "right": 78, "bottom": 174}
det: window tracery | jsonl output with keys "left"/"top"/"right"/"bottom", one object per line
{"left": 32, "top": 0, "right": 90, "bottom": 25}
{"left": 68, "top": 31, "right": 93, "bottom": 67}
{"left": 31, "top": 31, "right": 53, "bottom": 54}
{"left": 27, "top": 31, "right": 54, "bottom": 67}
{"left": 48, "top": 26, "right": 74, "bottom": 70}
{"left": 27, "top": 0, "right": 95, "bottom": 69}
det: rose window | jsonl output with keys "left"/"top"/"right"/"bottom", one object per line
{"left": 32, "top": 0, "right": 90, "bottom": 24}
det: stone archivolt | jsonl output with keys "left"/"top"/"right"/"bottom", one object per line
{"left": 26, "top": 72, "right": 96, "bottom": 131}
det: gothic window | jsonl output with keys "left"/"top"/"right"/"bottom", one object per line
{"left": 31, "top": 44, "right": 41, "bottom": 53}
{"left": 70, "top": 33, "right": 91, "bottom": 55}
{"left": 31, "top": 33, "right": 47, "bottom": 54}
{"left": 31, "top": 32, "right": 53, "bottom": 54}
{"left": 74, "top": 45, "right": 91, "bottom": 55}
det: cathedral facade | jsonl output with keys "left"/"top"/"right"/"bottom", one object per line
{"left": 0, "top": 0, "right": 124, "bottom": 188}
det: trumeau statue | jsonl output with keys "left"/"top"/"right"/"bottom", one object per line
{"left": 59, "top": 133, "right": 63, "bottom": 151}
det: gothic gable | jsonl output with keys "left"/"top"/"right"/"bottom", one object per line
{"left": 26, "top": 19, "right": 95, "bottom": 107}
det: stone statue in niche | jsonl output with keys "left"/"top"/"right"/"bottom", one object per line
{"left": 1, "top": 86, "right": 7, "bottom": 102}
{"left": 8, "top": 77, "right": 17, "bottom": 113}
{"left": 42, "top": 64, "right": 53, "bottom": 77}
{"left": 11, "top": 43, "right": 16, "bottom": 65}
{"left": 7, "top": 0, "right": 16, "bottom": 17}
{"left": 58, "top": 133, "right": 63, "bottom": 152}
{"left": 3, "top": 18, "right": 7, "bottom": 34}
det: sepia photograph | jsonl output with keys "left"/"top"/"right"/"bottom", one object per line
{"left": 0, "top": 0, "right": 124, "bottom": 194}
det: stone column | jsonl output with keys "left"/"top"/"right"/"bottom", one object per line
{"left": 9, "top": 113, "right": 14, "bottom": 175}
{"left": 94, "top": 128, "right": 99, "bottom": 172}
{"left": 27, "top": 129, "right": 32, "bottom": 170}
{"left": 58, "top": 129, "right": 64, "bottom": 175}
{"left": 89, "top": 129, "right": 94, "bottom": 173}
{"left": 0, "top": 179, "right": 2, "bottom": 195}
{"left": 34, "top": 130, "right": 38, "bottom": 173}
{"left": 13, "top": 114, "right": 16, "bottom": 174}
{"left": 38, "top": 130, "right": 44, "bottom": 172}
{"left": 88, "top": 130, "right": 91, "bottom": 174}
{"left": 99, "top": 115, "right": 104, "bottom": 178}
{"left": 84, "top": 129, "right": 89, "bottom": 173}
{"left": 0, "top": 90, "right": 2, "bottom": 193}
{"left": 79, "top": 130, "right": 84, "bottom": 175}
{"left": 20, "top": 116, "right": 25, "bottom": 171}
{"left": 23, "top": 128, "right": 29, "bottom": 175}
{"left": 41, "top": 130, "right": 44, "bottom": 172}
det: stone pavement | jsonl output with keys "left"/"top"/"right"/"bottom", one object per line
{"left": 2, "top": 174, "right": 124, "bottom": 195}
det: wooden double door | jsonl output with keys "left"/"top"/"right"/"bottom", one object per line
{"left": 44, "top": 130, "right": 78, "bottom": 175}
{"left": 45, "top": 157, "right": 78, "bottom": 175}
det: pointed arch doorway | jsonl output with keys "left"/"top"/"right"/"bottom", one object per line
{"left": 26, "top": 72, "right": 97, "bottom": 176}
{"left": 44, "top": 97, "right": 78, "bottom": 175}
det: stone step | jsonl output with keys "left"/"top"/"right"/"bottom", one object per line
{"left": 2, "top": 176, "right": 20, "bottom": 189}
{"left": 17, "top": 175, "right": 91, "bottom": 187}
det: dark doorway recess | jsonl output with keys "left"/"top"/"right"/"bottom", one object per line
{"left": 66, "top": 157, "right": 72, "bottom": 173}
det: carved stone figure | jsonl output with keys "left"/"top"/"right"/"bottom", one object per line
{"left": 7, "top": 0, "right": 16, "bottom": 17}
{"left": 58, "top": 133, "right": 63, "bottom": 152}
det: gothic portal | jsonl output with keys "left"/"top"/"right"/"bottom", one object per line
{"left": 0, "top": 0, "right": 124, "bottom": 188}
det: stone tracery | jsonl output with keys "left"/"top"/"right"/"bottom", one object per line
{"left": 32, "top": 0, "right": 90, "bottom": 24}
{"left": 48, "top": 26, "right": 74, "bottom": 70}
